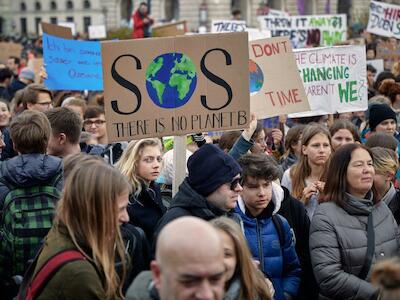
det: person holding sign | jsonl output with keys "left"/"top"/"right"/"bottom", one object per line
{"left": 132, "top": 2, "right": 154, "bottom": 39}
{"left": 281, "top": 124, "right": 332, "bottom": 220}
{"left": 115, "top": 138, "right": 166, "bottom": 247}
{"left": 310, "top": 144, "right": 399, "bottom": 300}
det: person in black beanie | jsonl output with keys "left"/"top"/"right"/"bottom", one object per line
{"left": 153, "top": 144, "right": 243, "bottom": 246}
{"left": 369, "top": 103, "right": 397, "bottom": 135}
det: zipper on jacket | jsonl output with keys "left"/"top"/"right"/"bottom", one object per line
{"left": 256, "top": 219, "right": 265, "bottom": 273}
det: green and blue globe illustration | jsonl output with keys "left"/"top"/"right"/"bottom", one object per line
{"left": 146, "top": 53, "right": 197, "bottom": 109}
{"left": 249, "top": 59, "right": 264, "bottom": 95}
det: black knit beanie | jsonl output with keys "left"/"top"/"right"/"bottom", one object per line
{"left": 369, "top": 104, "right": 397, "bottom": 132}
{"left": 187, "top": 144, "right": 242, "bottom": 197}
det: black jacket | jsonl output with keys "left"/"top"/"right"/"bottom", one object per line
{"left": 127, "top": 182, "right": 166, "bottom": 247}
{"left": 388, "top": 189, "right": 400, "bottom": 225}
{"left": 278, "top": 187, "right": 318, "bottom": 300}
{"left": 0, "top": 154, "right": 63, "bottom": 212}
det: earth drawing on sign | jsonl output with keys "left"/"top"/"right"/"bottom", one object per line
{"left": 249, "top": 59, "right": 264, "bottom": 95}
{"left": 146, "top": 52, "right": 197, "bottom": 109}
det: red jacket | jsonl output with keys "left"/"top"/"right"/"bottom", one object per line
{"left": 132, "top": 10, "right": 153, "bottom": 39}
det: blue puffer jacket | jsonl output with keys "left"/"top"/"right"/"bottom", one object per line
{"left": 235, "top": 182, "right": 301, "bottom": 300}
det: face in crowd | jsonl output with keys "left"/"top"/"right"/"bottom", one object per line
{"left": 83, "top": 113, "right": 107, "bottom": 143}
{"left": 331, "top": 129, "right": 355, "bottom": 151}
{"left": 152, "top": 218, "right": 225, "bottom": 300}
{"left": 346, "top": 148, "right": 375, "bottom": 198}
{"left": 241, "top": 176, "right": 273, "bottom": 217}
{"left": 302, "top": 133, "right": 331, "bottom": 167}
{"left": 27, "top": 91, "right": 53, "bottom": 113}
{"left": 137, "top": 145, "right": 162, "bottom": 184}
{"left": 0, "top": 101, "right": 11, "bottom": 129}
{"left": 375, "top": 119, "right": 397, "bottom": 135}
{"left": 206, "top": 174, "right": 243, "bottom": 212}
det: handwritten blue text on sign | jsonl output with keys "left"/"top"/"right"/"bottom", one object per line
{"left": 43, "top": 33, "right": 103, "bottom": 90}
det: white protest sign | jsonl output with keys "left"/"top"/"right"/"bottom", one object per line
{"left": 247, "top": 28, "right": 271, "bottom": 41}
{"left": 211, "top": 20, "right": 246, "bottom": 33}
{"left": 367, "top": 1, "right": 400, "bottom": 39}
{"left": 89, "top": 25, "right": 107, "bottom": 39}
{"left": 265, "top": 9, "right": 290, "bottom": 17}
{"left": 289, "top": 46, "right": 367, "bottom": 118}
{"left": 258, "top": 14, "right": 347, "bottom": 48}
{"left": 367, "top": 59, "right": 384, "bottom": 80}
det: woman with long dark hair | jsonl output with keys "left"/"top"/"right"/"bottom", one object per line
{"left": 310, "top": 143, "right": 399, "bottom": 300}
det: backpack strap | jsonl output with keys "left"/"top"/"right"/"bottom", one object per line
{"left": 359, "top": 213, "right": 375, "bottom": 280}
{"left": 272, "top": 214, "right": 285, "bottom": 250}
{"left": 18, "top": 249, "right": 85, "bottom": 300}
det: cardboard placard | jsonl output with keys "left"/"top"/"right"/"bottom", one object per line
{"left": 289, "top": 46, "right": 367, "bottom": 118}
{"left": 89, "top": 25, "right": 107, "bottom": 39}
{"left": 57, "top": 22, "right": 76, "bottom": 36}
{"left": 211, "top": 20, "right": 247, "bottom": 33}
{"left": 367, "top": 1, "right": 400, "bottom": 39}
{"left": 33, "top": 58, "right": 43, "bottom": 83}
{"left": 41, "top": 22, "right": 73, "bottom": 39}
{"left": 249, "top": 37, "right": 309, "bottom": 119}
{"left": 101, "top": 32, "right": 250, "bottom": 142}
{"left": 376, "top": 39, "right": 400, "bottom": 70}
{"left": 152, "top": 21, "right": 187, "bottom": 37}
{"left": 43, "top": 33, "right": 102, "bottom": 90}
{"left": 258, "top": 14, "right": 347, "bottom": 48}
{"left": 0, "top": 42, "right": 23, "bottom": 63}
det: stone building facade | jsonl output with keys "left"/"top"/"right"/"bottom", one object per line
{"left": 1, "top": 0, "right": 400, "bottom": 36}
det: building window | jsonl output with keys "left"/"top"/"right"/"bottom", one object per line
{"left": 50, "top": 1, "right": 57, "bottom": 10}
{"left": 20, "top": 2, "right": 26, "bottom": 11}
{"left": 35, "top": 17, "right": 41, "bottom": 34}
{"left": 66, "top": 0, "right": 74, "bottom": 10}
{"left": 35, "top": 2, "right": 41, "bottom": 11}
{"left": 66, "top": 16, "right": 74, "bottom": 23}
{"left": 50, "top": 17, "right": 57, "bottom": 24}
{"left": 83, "top": 0, "right": 91, "bottom": 9}
{"left": 83, "top": 16, "right": 91, "bottom": 33}
{"left": 20, "top": 17, "right": 27, "bottom": 35}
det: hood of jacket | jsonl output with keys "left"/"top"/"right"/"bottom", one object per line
{"left": 0, "top": 154, "right": 62, "bottom": 187}
{"left": 170, "top": 178, "right": 226, "bottom": 219}
{"left": 237, "top": 181, "right": 283, "bottom": 216}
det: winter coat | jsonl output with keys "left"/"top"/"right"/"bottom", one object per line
{"left": 278, "top": 186, "right": 318, "bottom": 300}
{"left": 126, "top": 271, "right": 159, "bottom": 300}
{"left": 0, "top": 154, "right": 63, "bottom": 212}
{"left": 279, "top": 152, "right": 297, "bottom": 173}
{"left": 310, "top": 192, "right": 400, "bottom": 300}
{"left": 33, "top": 225, "right": 121, "bottom": 299}
{"left": 382, "top": 184, "right": 400, "bottom": 225}
{"left": 128, "top": 182, "right": 166, "bottom": 247}
{"left": 235, "top": 183, "right": 301, "bottom": 300}
{"left": 132, "top": 10, "right": 153, "bottom": 39}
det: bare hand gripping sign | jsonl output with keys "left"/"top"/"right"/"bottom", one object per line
{"left": 101, "top": 32, "right": 250, "bottom": 142}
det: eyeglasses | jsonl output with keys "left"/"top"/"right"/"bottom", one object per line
{"left": 83, "top": 119, "right": 106, "bottom": 127}
{"left": 229, "top": 177, "right": 242, "bottom": 191}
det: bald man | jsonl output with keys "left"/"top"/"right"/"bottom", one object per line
{"left": 126, "top": 217, "right": 226, "bottom": 300}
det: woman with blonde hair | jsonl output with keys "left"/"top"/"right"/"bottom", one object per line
{"left": 210, "top": 217, "right": 272, "bottom": 300}
{"left": 281, "top": 124, "right": 332, "bottom": 219}
{"left": 115, "top": 138, "right": 166, "bottom": 246}
{"left": 371, "top": 147, "right": 400, "bottom": 224}
{"left": 19, "top": 160, "right": 131, "bottom": 299}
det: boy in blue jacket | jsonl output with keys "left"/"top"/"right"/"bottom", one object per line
{"left": 235, "top": 153, "right": 301, "bottom": 300}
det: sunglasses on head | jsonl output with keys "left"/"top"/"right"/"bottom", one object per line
{"left": 229, "top": 177, "right": 242, "bottom": 191}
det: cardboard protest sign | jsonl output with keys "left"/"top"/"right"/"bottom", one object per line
{"left": 289, "top": 46, "right": 367, "bottom": 118}
{"left": 41, "top": 22, "right": 73, "bottom": 39}
{"left": 43, "top": 33, "right": 102, "bottom": 90}
{"left": 211, "top": 20, "right": 246, "bottom": 33}
{"left": 258, "top": 14, "right": 347, "bottom": 48}
{"left": 367, "top": 1, "right": 400, "bottom": 39}
{"left": 101, "top": 32, "right": 250, "bottom": 142}
{"left": 89, "top": 25, "right": 107, "bottom": 39}
{"left": 249, "top": 37, "right": 309, "bottom": 119}
{"left": 57, "top": 22, "right": 76, "bottom": 36}
{"left": 367, "top": 59, "right": 384, "bottom": 81}
{"left": 152, "top": 21, "right": 187, "bottom": 37}
{"left": 376, "top": 39, "right": 400, "bottom": 70}
{"left": 32, "top": 58, "right": 43, "bottom": 83}
{"left": 0, "top": 42, "right": 23, "bottom": 63}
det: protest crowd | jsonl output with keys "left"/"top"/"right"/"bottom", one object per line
{"left": 2, "top": 1, "right": 400, "bottom": 300}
